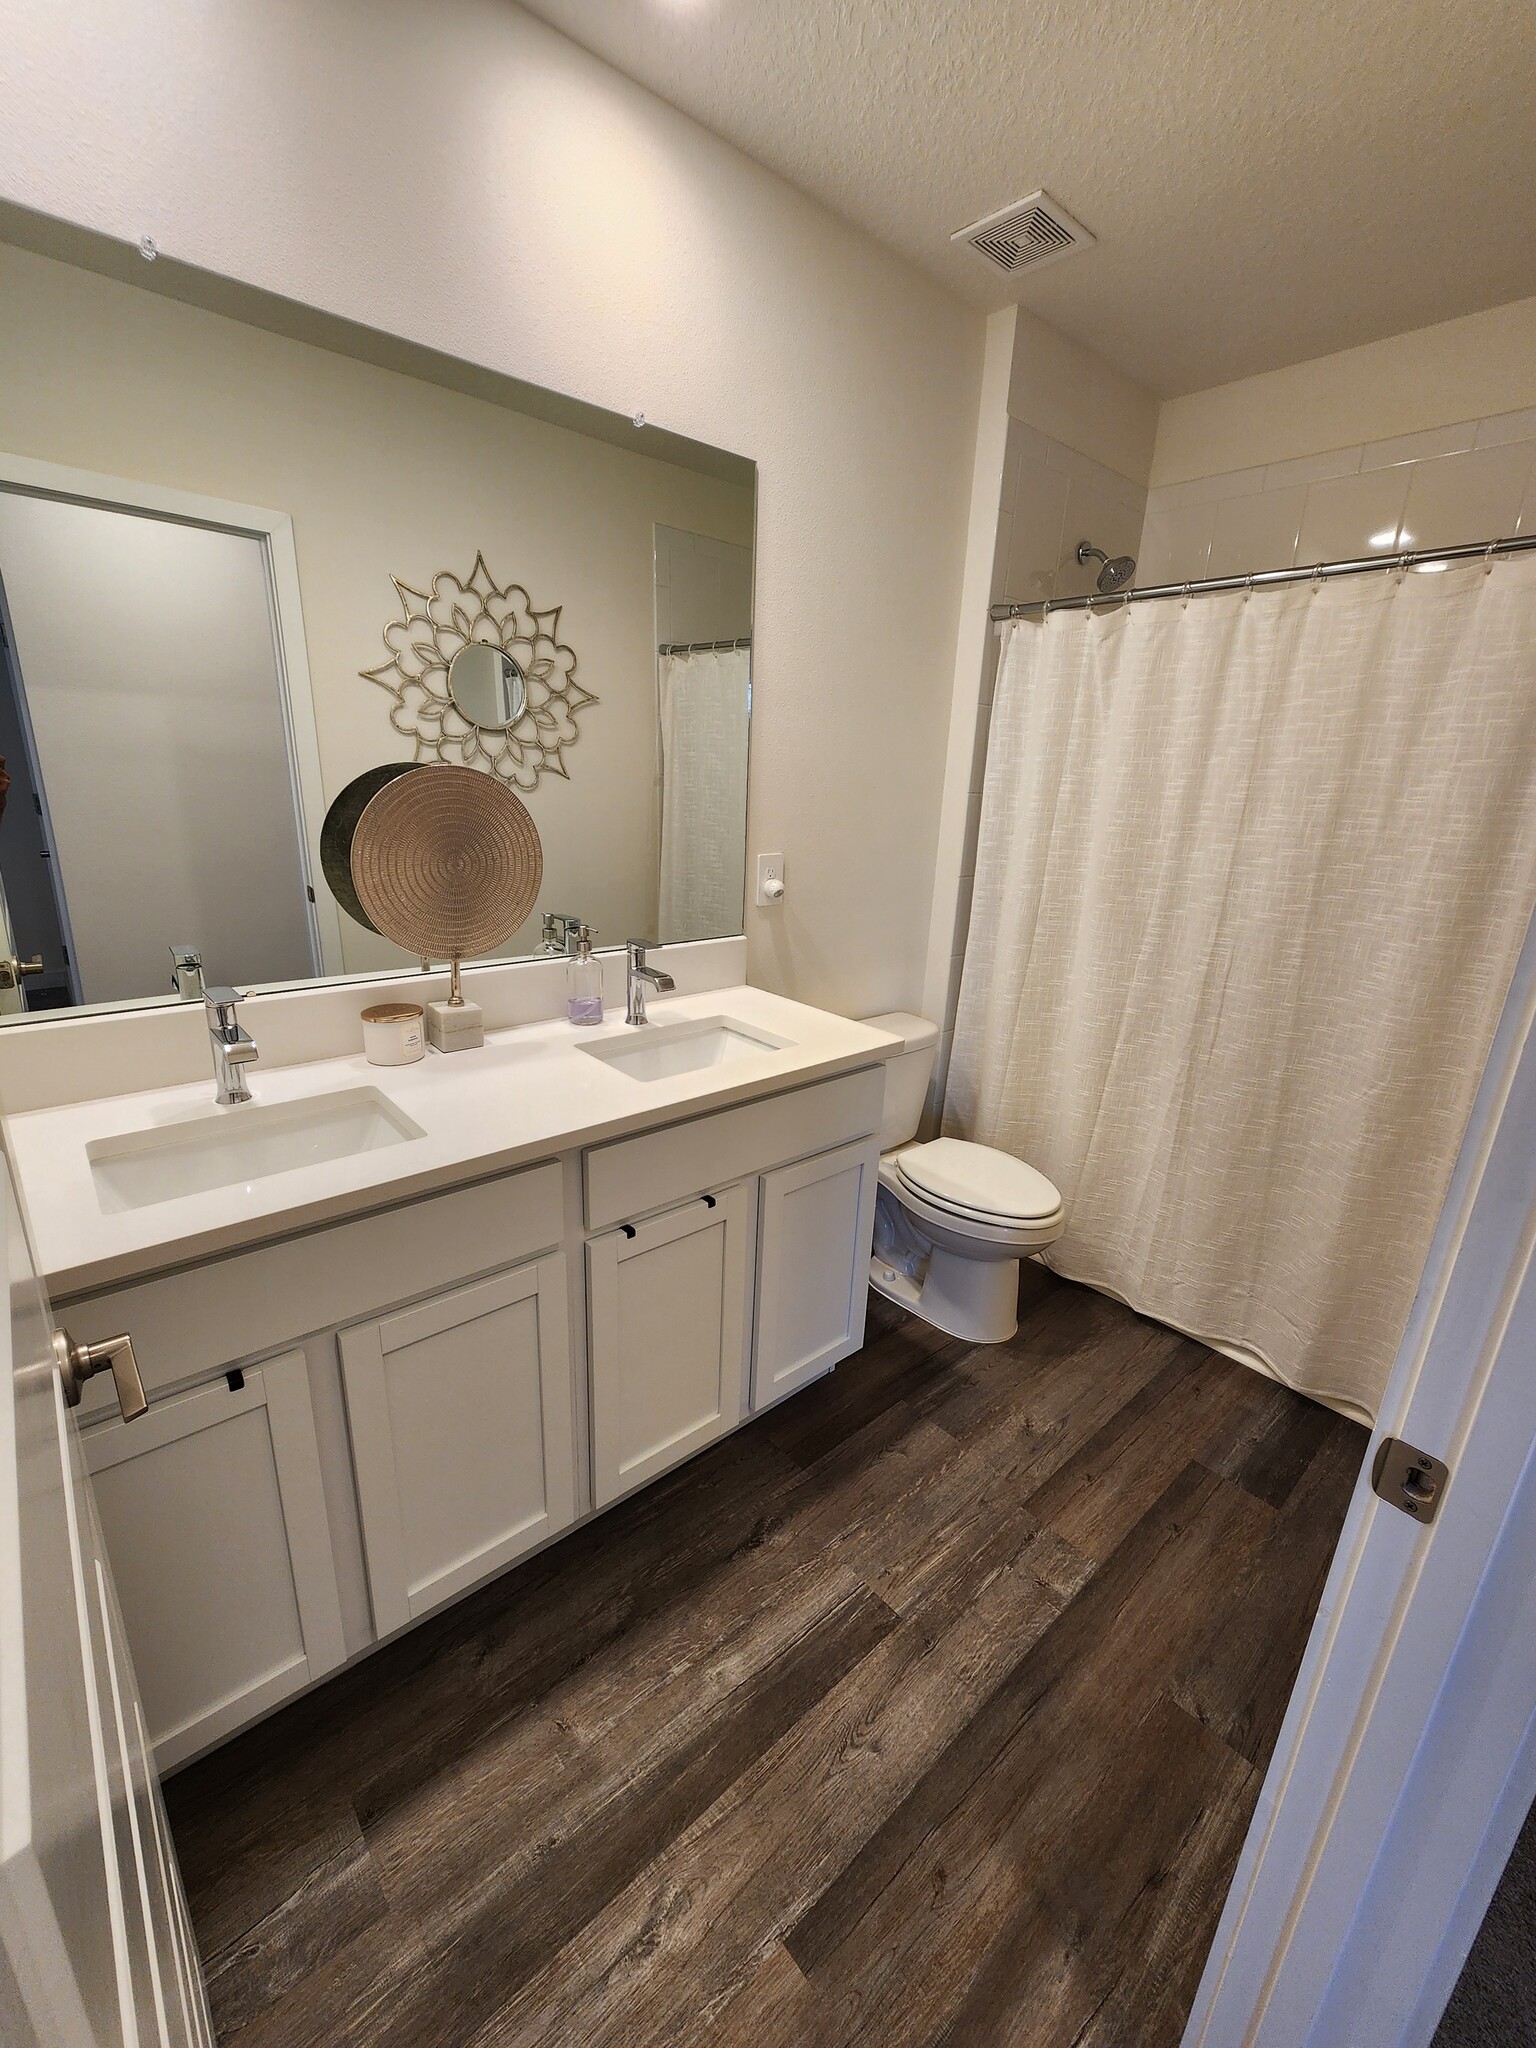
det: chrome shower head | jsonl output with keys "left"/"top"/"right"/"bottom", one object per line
{"left": 1076, "top": 539, "right": 1136, "bottom": 593}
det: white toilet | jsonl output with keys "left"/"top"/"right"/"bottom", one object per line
{"left": 862, "top": 1013, "right": 1064, "bottom": 1344}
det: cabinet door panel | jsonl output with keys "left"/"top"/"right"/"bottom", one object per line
{"left": 754, "top": 1139, "right": 879, "bottom": 1410}
{"left": 83, "top": 1356, "right": 345, "bottom": 1771}
{"left": 587, "top": 1185, "right": 752, "bottom": 1509}
{"left": 340, "top": 1255, "right": 575, "bottom": 1637}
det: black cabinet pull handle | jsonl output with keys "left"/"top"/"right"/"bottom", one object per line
{"left": 621, "top": 1223, "right": 637, "bottom": 1239}
{"left": 701, "top": 1194, "right": 717, "bottom": 1209}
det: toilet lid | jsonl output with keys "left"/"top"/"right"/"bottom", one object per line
{"left": 896, "top": 1138, "right": 1061, "bottom": 1222}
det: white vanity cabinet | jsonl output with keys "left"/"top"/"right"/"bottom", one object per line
{"left": 587, "top": 1183, "right": 753, "bottom": 1509}
{"left": 753, "top": 1136, "right": 880, "bottom": 1409}
{"left": 82, "top": 1354, "right": 346, "bottom": 1771}
{"left": 47, "top": 1060, "right": 887, "bottom": 1769}
{"left": 582, "top": 1067, "right": 885, "bottom": 1502}
{"left": 339, "top": 1254, "right": 576, "bottom": 1635}
{"left": 64, "top": 1162, "right": 566, "bottom": 1766}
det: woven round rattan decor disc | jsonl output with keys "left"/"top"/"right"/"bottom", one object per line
{"left": 350, "top": 763, "right": 543, "bottom": 961}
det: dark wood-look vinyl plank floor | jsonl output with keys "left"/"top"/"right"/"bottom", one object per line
{"left": 165, "top": 1270, "right": 1367, "bottom": 2048}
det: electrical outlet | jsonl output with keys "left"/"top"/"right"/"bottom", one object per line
{"left": 756, "top": 852, "right": 785, "bottom": 906}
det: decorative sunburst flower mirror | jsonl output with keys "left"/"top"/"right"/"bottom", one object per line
{"left": 362, "top": 554, "right": 597, "bottom": 790}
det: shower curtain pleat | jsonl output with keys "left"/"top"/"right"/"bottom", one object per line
{"left": 656, "top": 646, "right": 750, "bottom": 941}
{"left": 945, "top": 555, "right": 1536, "bottom": 1421}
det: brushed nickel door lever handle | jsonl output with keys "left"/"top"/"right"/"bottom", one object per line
{"left": 53, "top": 1329, "right": 148, "bottom": 1421}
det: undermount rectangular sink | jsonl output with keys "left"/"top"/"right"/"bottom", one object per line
{"left": 88, "top": 1088, "right": 426, "bottom": 1213}
{"left": 579, "top": 1015, "right": 791, "bottom": 1083}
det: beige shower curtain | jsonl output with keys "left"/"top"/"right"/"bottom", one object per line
{"left": 945, "top": 554, "right": 1536, "bottom": 1421}
{"left": 657, "top": 646, "right": 750, "bottom": 941}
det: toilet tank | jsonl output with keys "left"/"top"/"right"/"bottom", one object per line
{"left": 861, "top": 1011, "right": 941, "bottom": 1151}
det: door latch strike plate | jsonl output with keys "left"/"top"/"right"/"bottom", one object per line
{"left": 1371, "top": 1437, "right": 1449, "bottom": 1524}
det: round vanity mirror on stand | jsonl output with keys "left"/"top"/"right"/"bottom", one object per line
{"left": 320, "top": 763, "right": 423, "bottom": 934}
{"left": 350, "top": 762, "right": 543, "bottom": 1052}
{"left": 446, "top": 644, "right": 527, "bottom": 729}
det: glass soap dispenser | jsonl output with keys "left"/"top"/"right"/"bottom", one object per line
{"left": 566, "top": 925, "right": 603, "bottom": 1025}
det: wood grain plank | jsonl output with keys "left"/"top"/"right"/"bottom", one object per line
{"left": 462, "top": 1523, "right": 1077, "bottom": 2048}
{"left": 1023, "top": 1337, "right": 1236, "bottom": 1563}
{"left": 1067, "top": 1709, "right": 1263, "bottom": 2048}
{"left": 923, "top": 1696, "right": 1252, "bottom": 2048}
{"left": 1170, "top": 1414, "right": 1368, "bottom": 1764}
{"left": 782, "top": 1462, "right": 1278, "bottom": 2048}
{"left": 1204, "top": 1371, "right": 1342, "bottom": 1508}
{"left": 697, "top": 1942, "right": 820, "bottom": 2046}
{"left": 169, "top": 1792, "right": 364, "bottom": 1970}
{"left": 784, "top": 1460, "right": 1249, "bottom": 1981}
{"left": 367, "top": 1549, "right": 875, "bottom": 1913}
{"left": 202, "top": 1810, "right": 387, "bottom": 2040}
{"left": 234, "top": 1581, "right": 896, "bottom": 2048}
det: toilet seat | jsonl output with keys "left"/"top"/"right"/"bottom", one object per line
{"left": 879, "top": 1156, "right": 1063, "bottom": 1252}
{"left": 894, "top": 1137, "right": 1061, "bottom": 1227}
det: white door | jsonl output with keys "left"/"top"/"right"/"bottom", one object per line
{"left": 753, "top": 1138, "right": 879, "bottom": 1411}
{"left": 340, "top": 1256, "right": 577, "bottom": 1637}
{"left": 587, "top": 1184, "right": 753, "bottom": 1510}
{"left": 0, "top": 1151, "right": 212, "bottom": 2045}
{"left": 1184, "top": 909, "right": 1536, "bottom": 2045}
{"left": 83, "top": 1356, "right": 346, "bottom": 1771}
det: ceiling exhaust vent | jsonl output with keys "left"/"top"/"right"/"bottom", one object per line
{"left": 952, "top": 191, "right": 1095, "bottom": 275}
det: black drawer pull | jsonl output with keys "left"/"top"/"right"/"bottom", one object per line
{"left": 226, "top": 1368, "right": 245, "bottom": 1392}
{"left": 621, "top": 1223, "right": 637, "bottom": 1238}
{"left": 701, "top": 1194, "right": 717, "bottom": 1209}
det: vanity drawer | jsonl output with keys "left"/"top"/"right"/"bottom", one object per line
{"left": 584, "top": 1066, "right": 884, "bottom": 1231}
{"left": 64, "top": 1161, "right": 564, "bottom": 1413}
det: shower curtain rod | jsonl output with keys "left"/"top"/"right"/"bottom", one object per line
{"left": 989, "top": 531, "right": 1536, "bottom": 620}
{"left": 657, "top": 635, "right": 753, "bottom": 654}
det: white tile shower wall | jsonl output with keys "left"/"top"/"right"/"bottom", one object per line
{"left": 994, "top": 419, "right": 1149, "bottom": 609}
{"left": 1139, "top": 407, "right": 1536, "bottom": 585}
{"left": 979, "top": 421, "right": 1146, "bottom": 876}
{"left": 653, "top": 524, "right": 753, "bottom": 646}
{"left": 922, "top": 417, "right": 1148, "bottom": 1124}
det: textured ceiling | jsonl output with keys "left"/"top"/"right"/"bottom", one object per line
{"left": 516, "top": 0, "right": 1536, "bottom": 396}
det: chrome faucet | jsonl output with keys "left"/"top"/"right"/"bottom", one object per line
{"left": 169, "top": 944, "right": 205, "bottom": 1001}
{"left": 205, "top": 988, "right": 259, "bottom": 1105}
{"left": 624, "top": 942, "right": 675, "bottom": 1026}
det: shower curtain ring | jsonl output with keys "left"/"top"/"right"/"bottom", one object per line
{"left": 1311, "top": 564, "right": 1325, "bottom": 595}
{"left": 1243, "top": 573, "right": 1254, "bottom": 602}
{"left": 1485, "top": 542, "right": 1498, "bottom": 575}
{"left": 1180, "top": 583, "right": 1192, "bottom": 609}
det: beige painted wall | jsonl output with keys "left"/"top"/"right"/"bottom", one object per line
{"left": 1152, "top": 295, "right": 1536, "bottom": 487}
{"left": 0, "top": 0, "right": 983, "bottom": 1020}
{"left": 0, "top": 241, "right": 755, "bottom": 972}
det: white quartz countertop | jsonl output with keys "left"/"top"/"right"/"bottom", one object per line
{"left": 9, "top": 986, "right": 900, "bottom": 1299}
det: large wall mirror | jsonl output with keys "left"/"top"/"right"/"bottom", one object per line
{"left": 0, "top": 218, "right": 755, "bottom": 1022}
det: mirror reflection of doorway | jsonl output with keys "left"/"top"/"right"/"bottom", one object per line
{"left": 0, "top": 491, "right": 320, "bottom": 1013}
{"left": 0, "top": 593, "right": 72, "bottom": 1012}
